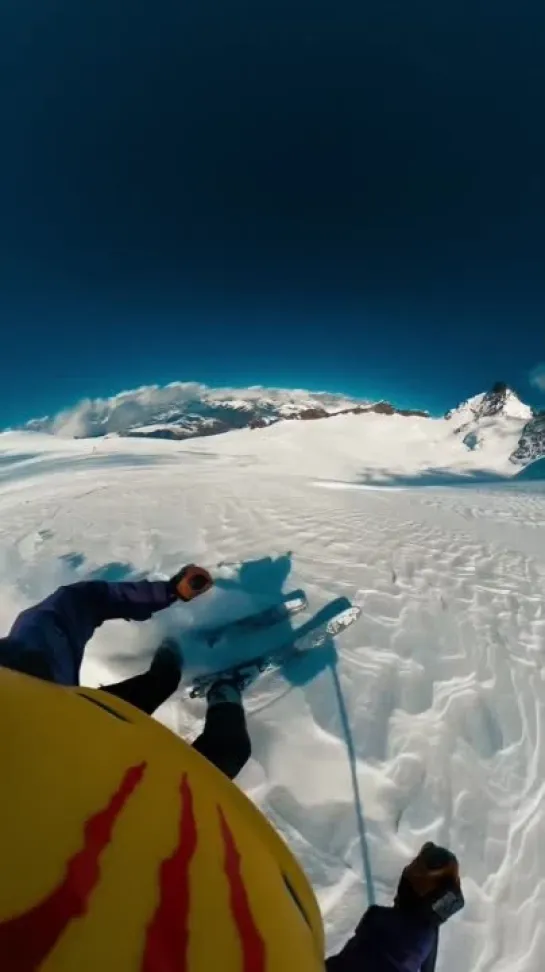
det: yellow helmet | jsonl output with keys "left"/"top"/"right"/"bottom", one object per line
{"left": 0, "top": 668, "right": 324, "bottom": 971}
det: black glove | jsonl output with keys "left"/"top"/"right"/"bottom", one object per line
{"left": 395, "top": 843, "right": 464, "bottom": 926}
{"left": 170, "top": 564, "right": 214, "bottom": 601}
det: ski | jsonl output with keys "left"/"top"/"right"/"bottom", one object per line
{"left": 199, "top": 590, "right": 308, "bottom": 647}
{"left": 189, "top": 599, "right": 361, "bottom": 699}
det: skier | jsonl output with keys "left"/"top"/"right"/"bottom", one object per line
{"left": 0, "top": 565, "right": 327, "bottom": 971}
{"left": 0, "top": 569, "right": 464, "bottom": 971}
{"left": 0, "top": 565, "right": 252, "bottom": 780}
{"left": 326, "top": 842, "right": 464, "bottom": 972}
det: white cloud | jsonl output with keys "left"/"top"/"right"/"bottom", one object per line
{"left": 529, "top": 364, "right": 545, "bottom": 392}
{"left": 24, "top": 382, "right": 368, "bottom": 438}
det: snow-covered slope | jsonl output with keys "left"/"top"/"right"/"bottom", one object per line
{"left": 445, "top": 383, "right": 537, "bottom": 467}
{"left": 1, "top": 426, "right": 545, "bottom": 971}
{"left": 0, "top": 408, "right": 528, "bottom": 487}
{"left": 13, "top": 380, "right": 545, "bottom": 473}
{"left": 446, "top": 383, "right": 533, "bottom": 427}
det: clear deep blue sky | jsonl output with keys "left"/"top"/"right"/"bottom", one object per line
{"left": 1, "top": 0, "right": 544, "bottom": 427}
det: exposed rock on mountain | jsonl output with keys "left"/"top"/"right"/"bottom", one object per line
{"left": 510, "top": 413, "right": 545, "bottom": 466}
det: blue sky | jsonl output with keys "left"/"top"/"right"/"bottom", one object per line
{"left": 1, "top": 0, "right": 544, "bottom": 428}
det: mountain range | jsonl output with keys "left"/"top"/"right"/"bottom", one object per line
{"left": 445, "top": 382, "right": 544, "bottom": 466}
{"left": 13, "top": 380, "right": 545, "bottom": 470}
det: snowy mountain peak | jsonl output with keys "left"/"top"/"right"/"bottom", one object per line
{"left": 20, "top": 384, "right": 372, "bottom": 440}
{"left": 446, "top": 382, "right": 533, "bottom": 427}
{"left": 443, "top": 383, "right": 538, "bottom": 465}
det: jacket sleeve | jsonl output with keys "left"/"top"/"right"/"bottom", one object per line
{"left": 9, "top": 579, "right": 177, "bottom": 686}
{"left": 421, "top": 929, "right": 439, "bottom": 972}
{"left": 325, "top": 909, "right": 377, "bottom": 971}
{"left": 325, "top": 906, "right": 437, "bottom": 972}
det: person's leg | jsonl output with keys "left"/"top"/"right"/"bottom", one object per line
{"left": 192, "top": 681, "right": 252, "bottom": 780}
{"left": 102, "top": 638, "right": 182, "bottom": 715}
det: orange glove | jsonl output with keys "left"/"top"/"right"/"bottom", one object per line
{"left": 171, "top": 564, "right": 214, "bottom": 601}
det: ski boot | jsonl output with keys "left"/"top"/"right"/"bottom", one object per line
{"left": 205, "top": 662, "right": 262, "bottom": 706}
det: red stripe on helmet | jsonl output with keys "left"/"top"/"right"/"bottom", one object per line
{"left": 218, "top": 808, "right": 266, "bottom": 972}
{"left": 142, "top": 774, "right": 197, "bottom": 972}
{"left": 0, "top": 762, "right": 146, "bottom": 972}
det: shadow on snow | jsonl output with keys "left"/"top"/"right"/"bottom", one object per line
{"left": 216, "top": 552, "right": 376, "bottom": 905}
{"left": 357, "top": 467, "right": 509, "bottom": 488}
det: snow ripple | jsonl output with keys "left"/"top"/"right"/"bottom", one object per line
{"left": 0, "top": 443, "right": 544, "bottom": 971}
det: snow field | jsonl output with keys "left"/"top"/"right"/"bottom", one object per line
{"left": 0, "top": 429, "right": 545, "bottom": 970}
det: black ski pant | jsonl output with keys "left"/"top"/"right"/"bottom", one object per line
{"left": 103, "top": 666, "right": 251, "bottom": 781}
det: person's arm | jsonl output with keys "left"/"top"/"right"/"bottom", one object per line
{"left": 327, "top": 843, "right": 461, "bottom": 972}
{"left": 325, "top": 906, "right": 437, "bottom": 972}
{"left": 8, "top": 567, "right": 213, "bottom": 686}
{"left": 8, "top": 580, "right": 176, "bottom": 685}
{"left": 11, "top": 578, "right": 176, "bottom": 638}
{"left": 325, "top": 908, "right": 377, "bottom": 971}
{"left": 421, "top": 929, "right": 439, "bottom": 972}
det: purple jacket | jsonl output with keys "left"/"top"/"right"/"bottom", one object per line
{"left": 0, "top": 580, "right": 176, "bottom": 685}
{"left": 326, "top": 906, "right": 438, "bottom": 972}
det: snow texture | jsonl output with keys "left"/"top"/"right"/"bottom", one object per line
{"left": 1, "top": 422, "right": 545, "bottom": 971}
